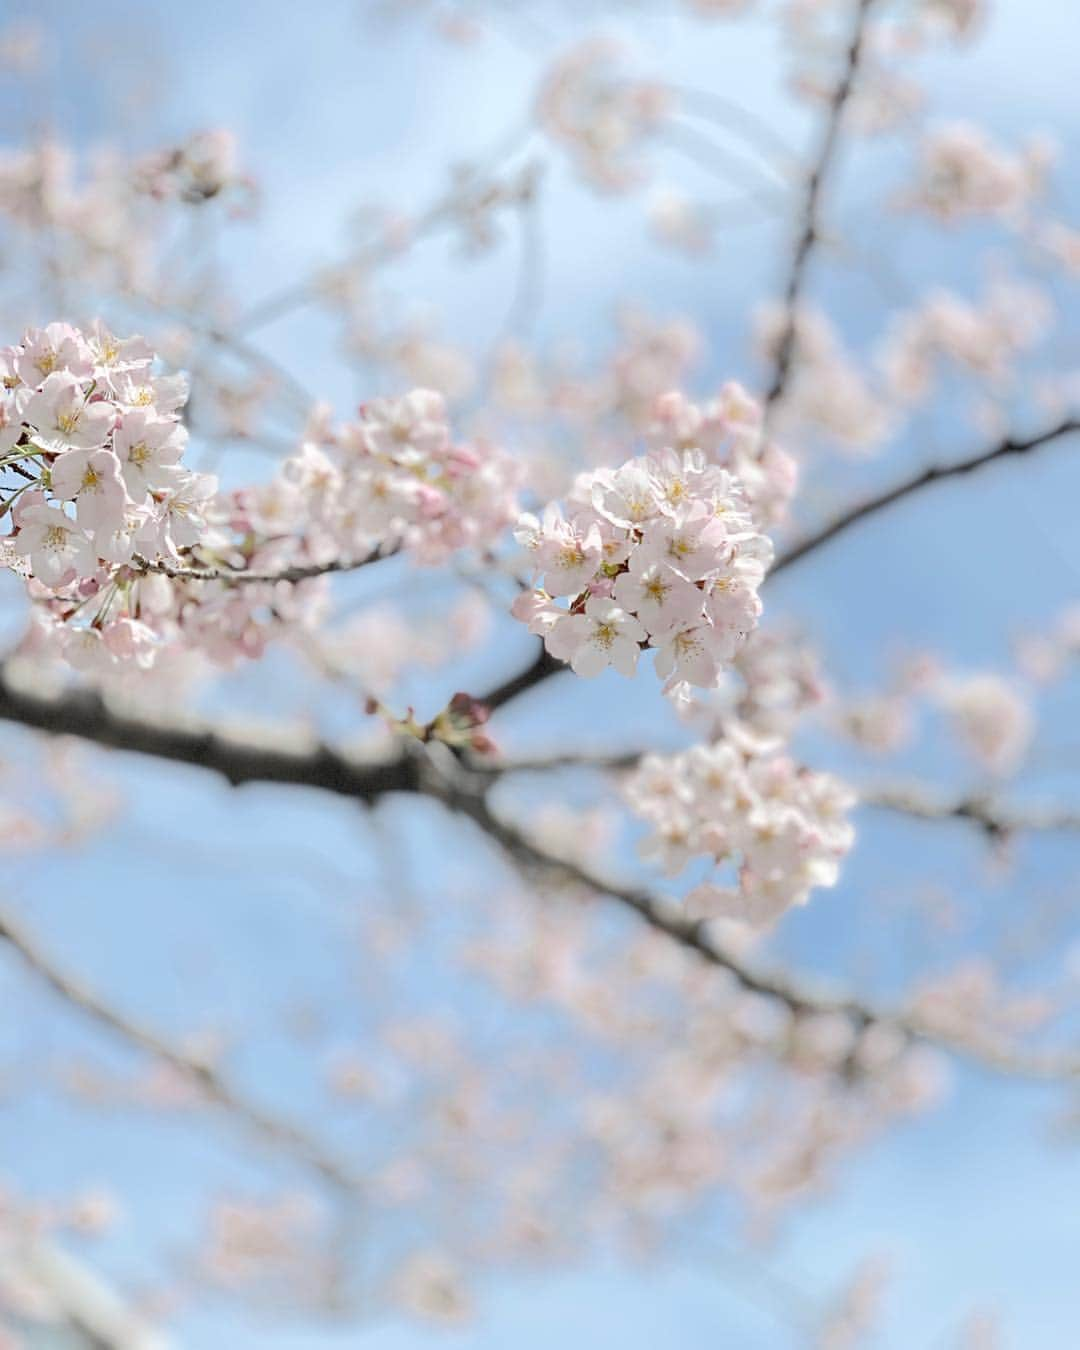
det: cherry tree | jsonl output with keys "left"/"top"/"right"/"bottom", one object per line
{"left": 0, "top": 0, "right": 1078, "bottom": 1344}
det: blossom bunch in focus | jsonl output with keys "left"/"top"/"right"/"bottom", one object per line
{"left": 625, "top": 730, "right": 856, "bottom": 925}
{"left": 513, "top": 418, "right": 773, "bottom": 697}
{"left": 0, "top": 321, "right": 216, "bottom": 670}
{"left": 645, "top": 382, "right": 798, "bottom": 524}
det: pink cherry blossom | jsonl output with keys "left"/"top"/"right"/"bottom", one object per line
{"left": 12, "top": 496, "right": 97, "bottom": 586}
{"left": 25, "top": 371, "right": 115, "bottom": 451}
{"left": 545, "top": 597, "right": 646, "bottom": 677}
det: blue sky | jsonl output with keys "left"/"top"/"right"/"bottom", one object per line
{"left": 1, "top": 1, "right": 1080, "bottom": 1346}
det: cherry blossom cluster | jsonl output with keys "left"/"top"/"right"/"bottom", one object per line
{"left": 0, "top": 322, "right": 220, "bottom": 670}
{"left": 881, "top": 278, "right": 1049, "bottom": 404}
{"left": 915, "top": 0, "right": 985, "bottom": 43}
{"left": 487, "top": 312, "right": 708, "bottom": 498}
{"left": 647, "top": 188, "right": 717, "bottom": 256}
{"left": 537, "top": 40, "right": 671, "bottom": 192}
{"left": 513, "top": 443, "right": 772, "bottom": 695}
{"left": 281, "top": 389, "right": 519, "bottom": 566}
{"left": 901, "top": 122, "right": 1051, "bottom": 224}
{"left": 0, "top": 130, "right": 255, "bottom": 308}
{"left": 625, "top": 731, "right": 856, "bottom": 926}
{"left": 3, "top": 350, "right": 520, "bottom": 675}
{"left": 19, "top": 484, "right": 330, "bottom": 679}
{"left": 755, "top": 307, "right": 891, "bottom": 456}
{"left": 1016, "top": 603, "right": 1080, "bottom": 685}
{"left": 935, "top": 672, "right": 1033, "bottom": 776}
{"left": 730, "top": 626, "right": 827, "bottom": 736}
{"left": 644, "top": 382, "right": 798, "bottom": 524}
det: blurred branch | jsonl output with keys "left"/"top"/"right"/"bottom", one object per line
{"left": 125, "top": 290, "right": 315, "bottom": 418}
{"left": 861, "top": 784, "right": 1080, "bottom": 837}
{"left": 235, "top": 136, "right": 537, "bottom": 335}
{"left": 235, "top": 201, "right": 456, "bottom": 334}
{"left": 428, "top": 766, "right": 857, "bottom": 1016}
{"left": 422, "top": 758, "right": 1080, "bottom": 1082}
{"left": 0, "top": 906, "right": 363, "bottom": 1195}
{"left": 495, "top": 168, "right": 546, "bottom": 346}
{"left": 7, "top": 1237, "right": 173, "bottom": 1350}
{"left": 659, "top": 124, "right": 790, "bottom": 213}
{"left": 476, "top": 643, "right": 564, "bottom": 712}
{"left": 471, "top": 749, "right": 646, "bottom": 775}
{"left": 0, "top": 675, "right": 1076, "bottom": 1083}
{"left": 763, "top": 0, "right": 880, "bottom": 414}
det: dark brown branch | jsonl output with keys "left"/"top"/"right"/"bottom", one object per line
{"left": 5, "top": 668, "right": 1076, "bottom": 852}
{"left": 436, "top": 775, "right": 861, "bottom": 1017}
{"left": 0, "top": 672, "right": 418, "bottom": 798}
{"left": 477, "top": 643, "right": 564, "bottom": 713}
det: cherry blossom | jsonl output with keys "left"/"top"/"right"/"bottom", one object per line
{"left": 902, "top": 122, "right": 1050, "bottom": 224}
{"left": 281, "top": 389, "right": 519, "bottom": 566}
{"left": 0, "top": 323, "right": 216, "bottom": 670}
{"left": 0, "top": 4, "right": 1074, "bottom": 1340}
{"left": 544, "top": 596, "right": 647, "bottom": 677}
{"left": 11, "top": 494, "right": 97, "bottom": 586}
{"left": 935, "top": 673, "right": 1034, "bottom": 776}
{"left": 537, "top": 40, "right": 671, "bottom": 192}
{"left": 645, "top": 385, "right": 798, "bottom": 526}
{"left": 514, "top": 443, "right": 772, "bottom": 696}
{"left": 626, "top": 731, "right": 856, "bottom": 925}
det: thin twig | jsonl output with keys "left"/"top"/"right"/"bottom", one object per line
{"left": 861, "top": 784, "right": 1080, "bottom": 837}
{"left": 0, "top": 907, "right": 363, "bottom": 1192}
{"left": 770, "top": 417, "right": 1080, "bottom": 578}
{"left": 138, "top": 545, "right": 393, "bottom": 587}
{"left": 763, "top": 0, "right": 879, "bottom": 414}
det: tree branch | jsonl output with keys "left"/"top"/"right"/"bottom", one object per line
{"left": 139, "top": 545, "right": 393, "bottom": 587}
{"left": 0, "top": 907, "right": 363, "bottom": 1193}
{"left": 763, "top": 0, "right": 879, "bottom": 413}
{"left": 770, "top": 417, "right": 1080, "bottom": 578}
{"left": 477, "top": 643, "right": 564, "bottom": 713}
{"left": 478, "top": 414, "right": 1079, "bottom": 711}
{"left": 0, "top": 670, "right": 418, "bottom": 798}
{"left": 422, "top": 766, "right": 1080, "bottom": 1082}
{"left": 480, "top": 756, "right": 1080, "bottom": 839}
{"left": 861, "top": 784, "right": 1080, "bottom": 837}
{"left": 9, "top": 1236, "right": 174, "bottom": 1350}
{"left": 0, "top": 674, "right": 1075, "bottom": 1084}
